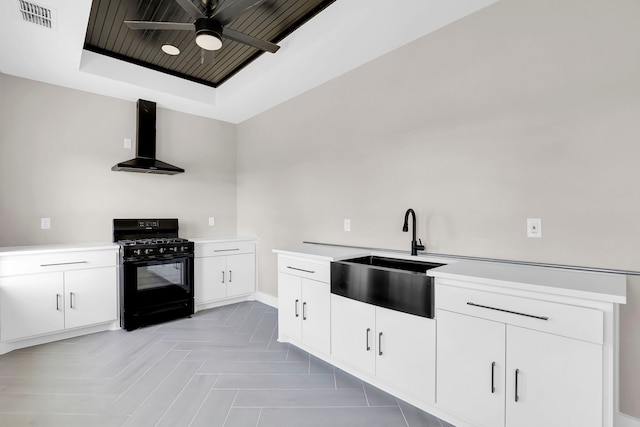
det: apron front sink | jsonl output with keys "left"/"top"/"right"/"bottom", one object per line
{"left": 330, "top": 256, "right": 444, "bottom": 318}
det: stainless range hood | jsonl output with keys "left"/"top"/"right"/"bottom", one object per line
{"left": 112, "top": 99, "right": 184, "bottom": 175}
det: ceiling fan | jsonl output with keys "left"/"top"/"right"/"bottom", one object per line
{"left": 124, "top": 0, "right": 280, "bottom": 53}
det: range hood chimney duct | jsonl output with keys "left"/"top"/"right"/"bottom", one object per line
{"left": 111, "top": 99, "right": 185, "bottom": 175}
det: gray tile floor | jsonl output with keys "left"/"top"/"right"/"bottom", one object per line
{"left": 0, "top": 301, "right": 454, "bottom": 427}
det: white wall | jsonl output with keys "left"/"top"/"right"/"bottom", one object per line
{"left": 236, "top": 0, "right": 640, "bottom": 417}
{"left": 0, "top": 74, "right": 237, "bottom": 245}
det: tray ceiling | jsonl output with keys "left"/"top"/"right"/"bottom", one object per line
{"left": 84, "top": 0, "right": 335, "bottom": 88}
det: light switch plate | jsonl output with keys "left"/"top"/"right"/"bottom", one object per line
{"left": 208, "top": 217, "right": 215, "bottom": 226}
{"left": 344, "top": 219, "right": 351, "bottom": 232}
{"left": 124, "top": 138, "right": 132, "bottom": 149}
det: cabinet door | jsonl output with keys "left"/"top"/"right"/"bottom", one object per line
{"left": 436, "top": 309, "right": 506, "bottom": 427}
{"left": 0, "top": 273, "right": 65, "bottom": 341}
{"left": 330, "top": 294, "right": 376, "bottom": 376}
{"left": 278, "top": 273, "right": 302, "bottom": 342}
{"left": 226, "top": 253, "right": 255, "bottom": 297}
{"left": 195, "top": 256, "right": 227, "bottom": 303}
{"left": 300, "top": 278, "right": 330, "bottom": 354}
{"left": 505, "top": 326, "right": 602, "bottom": 427}
{"left": 376, "top": 306, "right": 436, "bottom": 403}
{"left": 64, "top": 267, "right": 118, "bottom": 330}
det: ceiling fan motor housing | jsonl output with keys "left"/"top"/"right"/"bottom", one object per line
{"left": 195, "top": 18, "right": 223, "bottom": 50}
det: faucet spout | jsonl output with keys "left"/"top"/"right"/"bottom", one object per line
{"left": 402, "top": 208, "right": 425, "bottom": 256}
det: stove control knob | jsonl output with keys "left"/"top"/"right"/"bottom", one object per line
{"left": 171, "top": 246, "right": 178, "bottom": 252}
{"left": 181, "top": 246, "right": 189, "bottom": 252}
{"left": 144, "top": 248, "right": 151, "bottom": 255}
{"left": 133, "top": 249, "right": 141, "bottom": 255}
{"left": 159, "top": 247, "right": 166, "bottom": 254}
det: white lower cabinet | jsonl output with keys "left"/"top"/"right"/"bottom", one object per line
{"left": 277, "top": 255, "right": 331, "bottom": 355}
{"left": 331, "top": 294, "right": 436, "bottom": 403}
{"left": 436, "top": 288, "right": 604, "bottom": 427}
{"left": 194, "top": 240, "right": 256, "bottom": 310}
{"left": 330, "top": 294, "right": 376, "bottom": 375}
{"left": 64, "top": 267, "right": 119, "bottom": 330}
{"left": 0, "top": 266, "right": 118, "bottom": 342}
{"left": 505, "top": 325, "right": 602, "bottom": 427}
{"left": 226, "top": 254, "right": 255, "bottom": 297}
{"left": 278, "top": 273, "right": 330, "bottom": 354}
{"left": 0, "top": 272, "right": 65, "bottom": 341}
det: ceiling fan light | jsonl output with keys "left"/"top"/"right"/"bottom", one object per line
{"left": 196, "top": 33, "right": 222, "bottom": 50}
{"left": 195, "top": 18, "right": 223, "bottom": 51}
{"left": 161, "top": 44, "right": 180, "bottom": 55}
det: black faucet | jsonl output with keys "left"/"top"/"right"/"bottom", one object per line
{"left": 402, "top": 208, "right": 425, "bottom": 256}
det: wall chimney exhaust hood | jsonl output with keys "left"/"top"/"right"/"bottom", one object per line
{"left": 112, "top": 99, "right": 185, "bottom": 175}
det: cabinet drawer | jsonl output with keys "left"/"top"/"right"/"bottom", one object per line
{"left": 195, "top": 241, "right": 255, "bottom": 258}
{"left": 278, "top": 256, "right": 330, "bottom": 283}
{"left": 0, "top": 250, "right": 118, "bottom": 277}
{"left": 436, "top": 285, "right": 603, "bottom": 344}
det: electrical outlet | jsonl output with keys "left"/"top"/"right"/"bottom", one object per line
{"left": 124, "top": 138, "right": 132, "bottom": 149}
{"left": 344, "top": 219, "right": 351, "bottom": 232}
{"left": 208, "top": 217, "right": 215, "bottom": 226}
{"left": 41, "top": 217, "right": 51, "bottom": 230}
{"left": 527, "top": 218, "right": 542, "bottom": 238}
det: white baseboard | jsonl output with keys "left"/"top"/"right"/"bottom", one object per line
{"left": 618, "top": 412, "right": 640, "bottom": 427}
{"left": 255, "top": 291, "right": 278, "bottom": 308}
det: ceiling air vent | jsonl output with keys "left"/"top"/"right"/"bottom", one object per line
{"left": 18, "top": 0, "right": 54, "bottom": 29}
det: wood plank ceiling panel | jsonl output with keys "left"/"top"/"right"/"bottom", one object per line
{"left": 84, "top": 0, "right": 337, "bottom": 87}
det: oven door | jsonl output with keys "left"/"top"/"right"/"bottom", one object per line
{"left": 121, "top": 254, "right": 194, "bottom": 329}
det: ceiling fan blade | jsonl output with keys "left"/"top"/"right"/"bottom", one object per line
{"left": 173, "top": 0, "right": 206, "bottom": 19}
{"left": 213, "top": 0, "right": 266, "bottom": 26}
{"left": 125, "top": 21, "right": 194, "bottom": 31}
{"left": 222, "top": 27, "right": 280, "bottom": 53}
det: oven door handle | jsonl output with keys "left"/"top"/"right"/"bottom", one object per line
{"left": 124, "top": 254, "right": 193, "bottom": 266}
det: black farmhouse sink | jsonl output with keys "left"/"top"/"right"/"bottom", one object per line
{"left": 330, "top": 256, "right": 444, "bottom": 318}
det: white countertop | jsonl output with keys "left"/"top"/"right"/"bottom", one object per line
{"left": 274, "top": 244, "right": 627, "bottom": 304}
{"left": 273, "top": 243, "right": 453, "bottom": 264}
{"left": 0, "top": 236, "right": 256, "bottom": 256}
{"left": 188, "top": 236, "right": 257, "bottom": 244}
{"left": 273, "top": 244, "right": 371, "bottom": 262}
{"left": 0, "top": 242, "right": 119, "bottom": 256}
{"left": 428, "top": 260, "right": 626, "bottom": 304}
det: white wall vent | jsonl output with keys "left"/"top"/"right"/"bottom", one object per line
{"left": 18, "top": 0, "right": 55, "bottom": 29}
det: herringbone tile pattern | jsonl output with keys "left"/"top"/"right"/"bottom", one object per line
{"left": 0, "top": 301, "right": 452, "bottom": 426}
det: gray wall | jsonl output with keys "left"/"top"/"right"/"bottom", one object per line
{"left": 0, "top": 74, "right": 237, "bottom": 245}
{"left": 236, "top": 0, "right": 640, "bottom": 417}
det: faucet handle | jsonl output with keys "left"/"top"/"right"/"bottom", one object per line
{"left": 415, "top": 238, "right": 425, "bottom": 251}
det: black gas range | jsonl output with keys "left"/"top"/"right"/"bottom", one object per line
{"left": 114, "top": 219, "right": 194, "bottom": 331}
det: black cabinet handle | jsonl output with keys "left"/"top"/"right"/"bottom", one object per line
{"left": 366, "top": 328, "right": 371, "bottom": 351}
{"left": 286, "top": 266, "right": 315, "bottom": 274}
{"left": 467, "top": 302, "right": 549, "bottom": 321}
{"left": 378, "top": 332, "right": 383, "bottom": 356}
{"left": 56, "top": 294, "right": 61, "bottom": 311}
{"left": 515, "top": 368, "right": 520, "bottom": 402}
{"left": 491, "top": 362, "right": 496, "bottom": 393}
{"left": 302, "top": 302, "right": 307, "bottom": 320}
{"left": 69, "top": 292, "right": 75, "bottom": 309}
{"left": 229, "top": 270, "right": 232, "bottom": 283}
{"left": 221, "top": 271, "right": 225, "bottom": 283}
{"left": 294, "top": 299, "right": 299, "bottom": 317}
